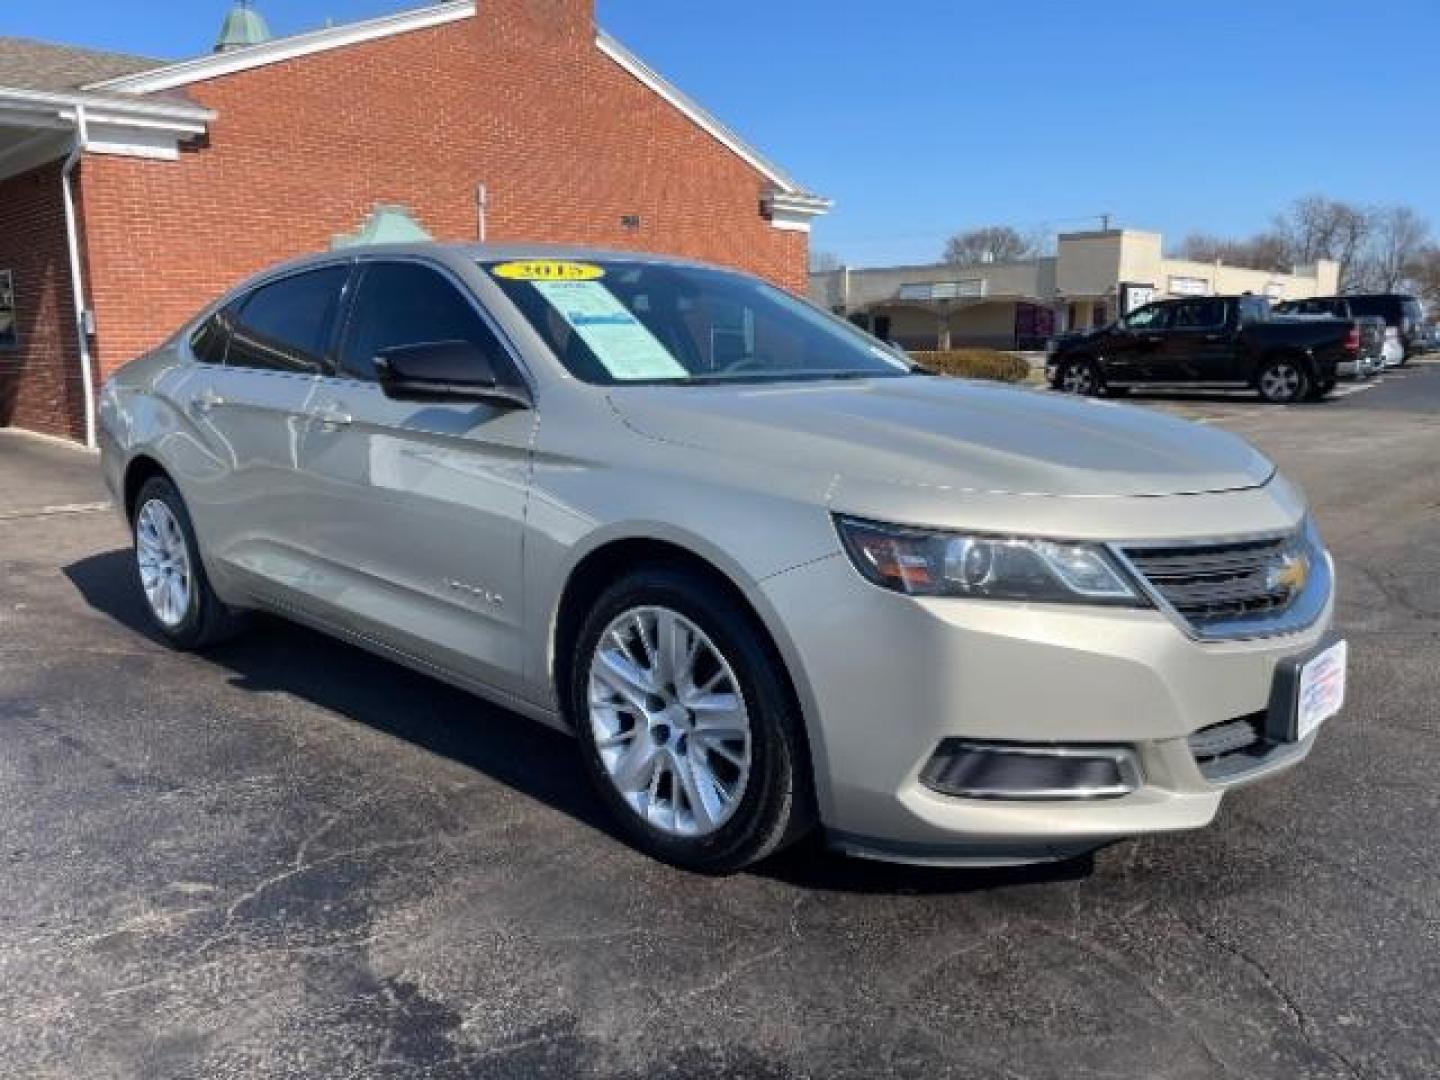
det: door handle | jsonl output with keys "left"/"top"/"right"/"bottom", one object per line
{"left": 313, "top": 401, "right": 353, "bottom": 429}
{"left": 191, "top": 387, "right": 226, "bottom": 413}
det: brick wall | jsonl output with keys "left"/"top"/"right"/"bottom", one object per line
{"left": 0, "top": 161, "right": 87, "bottom": 440}
{"left": 78, "top": 0, "right": 810, "bottom": 385}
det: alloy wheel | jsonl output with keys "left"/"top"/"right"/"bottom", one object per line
{"left": 1260, "top": 363, "right": 1301, "bottom": 402}
{"left": 1061, "top": 362, "right": 1096, "bottom": 395}
{"left": 136, "top": 498, "right": 193, "bottom": 628}
{"left": 587, "top": 606, "right": 752, "bottom": 837}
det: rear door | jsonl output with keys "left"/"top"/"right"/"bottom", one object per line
{"left": 296, "top": 258, "right": 536, "bottom": 696}
{"left": 1161, "top": 298, "right": 1233, "bottom": 382}
{"left": 177, "top": 264, "right": 350, "bottom": 596}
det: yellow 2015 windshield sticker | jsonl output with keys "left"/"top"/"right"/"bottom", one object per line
{"left": 491, "top": 260, "right": 605, "bottom": 282}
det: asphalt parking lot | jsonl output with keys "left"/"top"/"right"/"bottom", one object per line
{"left": 2, "top": 363, "right": 1438, "bottom": 1079}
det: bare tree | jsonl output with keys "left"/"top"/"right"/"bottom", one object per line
{"left": 1273, "top": 195, "right": 1372, "bottom": 290}
{"left": 1173, "top": 231, "right": 1290, "bottom": 271}
{"left": 1355, "top": 206, "right": 1430, "bottom": 292}
{"left": 809, "top": 249, "right": 843, "bottom": 273}
{"left": 942, "top": 226, "right": 1035, "bottom": 266}
{"left": 1405, "top": 245, "right": 1440, "bottom": 310}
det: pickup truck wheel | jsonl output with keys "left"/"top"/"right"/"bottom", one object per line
{"left": 1257, "top": 358, "right": 1309, "bottom": 404}
{"left": 1058, "top": 359, "right": 1101, "bottom": 397}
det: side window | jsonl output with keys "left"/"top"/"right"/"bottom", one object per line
{"left": 227, "top": 265, "right": 349, "bottom": 374}
{"left": 1174, "top": 299, "right": 1226, "bottom": 328}
{"left": 1345, "top": 297, "right": 1384, "bottom": 321}
{"left": 0, "top": 269, "right": 17, "bottom": 348}
{"left": 338, "top": 261, "right": 511, "bottom": 381}
{"left": 1123, "top": 303, "right": 1170, "bottom": 330}
{"left": 189, "top": 304, "right": 235, "bottom": 365}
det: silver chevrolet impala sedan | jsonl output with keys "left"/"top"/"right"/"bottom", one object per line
{"left": 98, "top": 245, "right": 1346, "bottom": 873}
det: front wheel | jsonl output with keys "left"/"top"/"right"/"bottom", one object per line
{"left": 1256, "top": 358, "right": 1310, "bottom": 404}
{"left": 570, "top": 567, "right": 812, "bottom": 873}
{"left": 1058, "top": 358, "right": 1102, "bottom": 397}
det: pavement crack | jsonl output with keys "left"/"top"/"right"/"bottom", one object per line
{"left": 1171, "top": 912, "right": 1367, "bottom": 1080}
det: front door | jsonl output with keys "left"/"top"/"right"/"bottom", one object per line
{"left": 1104, "top": 301, "right": 1170, "bottom": 382}
{"left": 296, "top": 258, "right": 535, "bottom": 697}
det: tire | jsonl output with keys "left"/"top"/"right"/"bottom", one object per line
{"left": 1057, "top": 358, "right": 1102, "bottom": 397}
{"left": 1307, "top": 377, "right": 1336, "bottom": 401}
{"left": 132, "top": 476, "right": 247, "bottom": 650}
{"left": 1256, "top": 357, "right": 1310, "bottom": 404}
{"left": 568, "top": 566, "right": 812, "bottom": 873}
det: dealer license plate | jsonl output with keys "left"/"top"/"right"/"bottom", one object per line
{"left": 1297, "top": 639, "right": 1347, "bottom": 741}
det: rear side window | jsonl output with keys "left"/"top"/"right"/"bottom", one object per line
{"left": 337, "top": 261, "right": 511, "bottom": 381}
{"left": 1173, "top": 299, "right": 1227, "bottom": 328}
{"left": 227, "top": 265, "right": 350, "bottom": 374}
{"left": 189, "top": 305, "right": 234, "bottom": 364}
{"left": 1346, "top": 296, "right": 1400, "bottom": 324}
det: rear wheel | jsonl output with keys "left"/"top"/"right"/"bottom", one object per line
{"left": 1256, "top": 358, "right": 1310, "bottom": 404}
{"left": 132, "top": 476, "right": 247, "bottom": 649}
{"left": 1058, "top": 358, "right": 1102, "bottom": 397}
{"left": 570, "top": 567, "right": 811, "bottom": 873}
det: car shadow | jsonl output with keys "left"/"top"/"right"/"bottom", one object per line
{"left": 1110, "top": 389, "right": 1342, "bottom": 406}
{"left": 64, "top": 547, "right": 1094, "bottom": 896}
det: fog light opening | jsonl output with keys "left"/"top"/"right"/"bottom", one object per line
{"left": 920, "top": 740, "right": 1141, "bottom": 801}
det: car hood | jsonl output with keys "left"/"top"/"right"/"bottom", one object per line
{"left": 607, "top": 376, "right": 1275, "bottom": 499}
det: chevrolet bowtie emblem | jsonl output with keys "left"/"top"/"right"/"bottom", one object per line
{"left": 1266, "top": 551, "right": 1310, "bottom": 595}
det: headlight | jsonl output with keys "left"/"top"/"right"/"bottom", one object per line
{"left": 835, "top": 516, "right": 1145, "bottom": 605}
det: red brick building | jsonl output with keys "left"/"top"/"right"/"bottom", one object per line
{"left": 0, "top": 0, "right": 829, "bottom": 443}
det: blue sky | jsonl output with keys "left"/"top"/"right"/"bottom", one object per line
{"left": 10, "top": 1, "right": 1439, "bottom": 265}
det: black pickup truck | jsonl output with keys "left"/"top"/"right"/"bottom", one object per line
{"left": 1046, "top": 294, "right": 1376, "bottom": 403}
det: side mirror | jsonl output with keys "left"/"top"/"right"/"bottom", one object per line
{"left": 373, "top": 341, "right": 528, "bottom": 407}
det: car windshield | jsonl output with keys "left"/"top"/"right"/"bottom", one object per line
{"left": 481, "top": 258, "right": 914, "bottom": 385}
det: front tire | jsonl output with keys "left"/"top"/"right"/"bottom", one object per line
{"left": 1256, "top": 357, "right": 1310, "bottom": 404}
{"left": 1058, "top": 358, "right": 1102, "bottom": 397}
{"left": 569, "top": 567, "right": 812, "bottom": 873}
{"left": 132, "top": 476, "right": 246, "bottom": 649}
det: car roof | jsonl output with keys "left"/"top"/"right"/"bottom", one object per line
{"left": 257, "top": 241, "right": 721, "bottom": 280}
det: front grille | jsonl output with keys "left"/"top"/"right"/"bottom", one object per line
{"left": 1121, "top": 532, "right": 1304, "bottom": 633}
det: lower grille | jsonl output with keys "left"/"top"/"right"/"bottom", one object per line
{"left": 1188, "top": 713, "right": 1274, "bottom": 784}
{"left": 1121, "top": 530, "right": 1311, "bottom": 636}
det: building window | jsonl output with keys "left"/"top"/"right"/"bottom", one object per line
{"left": 0, "top": 270, "right": 16, "bottom": 348}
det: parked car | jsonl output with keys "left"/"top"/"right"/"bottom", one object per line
{"left": 1047, "top": 294, "right": 1368, "bottom": 402}
{"left": 1270, "top": 302, "right": 1386, "bottom": 378}
{"left": 99, "top": 245, "right": 1344, "bottom": 873}
{"left": 1275, "top": 294, "right": 1425, "bottom": 366}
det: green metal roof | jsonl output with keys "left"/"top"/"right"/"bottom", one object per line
{"left": 331, "top": 205, "right": 434, "bottom": 249}
{"left": 215, "top": 2, "right": 272, "bottom": 53}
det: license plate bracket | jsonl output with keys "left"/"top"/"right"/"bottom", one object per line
{"left": 1265, "top": 638, "right": 1347, "bottom": 743}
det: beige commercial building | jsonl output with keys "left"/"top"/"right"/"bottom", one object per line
{"left": 811, "top": 229, "right": 1341, "bottom": 351}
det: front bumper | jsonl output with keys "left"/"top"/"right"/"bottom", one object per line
{"left": 761, "top": 549, "right": 1335, "bottom": 866}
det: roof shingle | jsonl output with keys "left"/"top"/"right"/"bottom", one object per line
{"left": 0, "top": 36, "right": 160, "bottom": 93}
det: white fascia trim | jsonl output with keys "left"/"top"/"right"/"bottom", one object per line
{"left": 763, "top": 190, "right": 833, "bottom": 233}
{"left": 0, "top": 86, "right": 213, "bottom": 176}
{"left": 596, "top": 30, "right": 809, "bottom": 198}
{"left": 0, "top": 85, "right": 213, "bottom": 127}
{"left": 85, "top": 1, "right": 477, "bottom": 94}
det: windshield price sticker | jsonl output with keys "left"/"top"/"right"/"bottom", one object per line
{"left": 531, "top": 280, "right": 688, "bottom": 380}
{"left": 491, "top": 260, "right": 605, "bottom": 282}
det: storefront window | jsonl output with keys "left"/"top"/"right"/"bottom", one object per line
{"left": 0, "top": 270, "right": 16, "bottom": 348}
